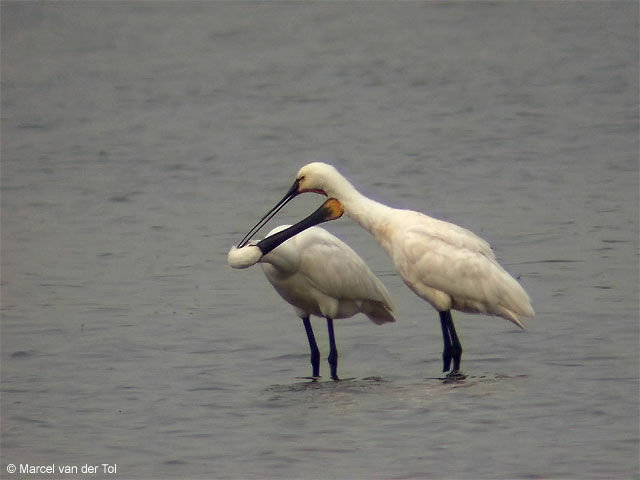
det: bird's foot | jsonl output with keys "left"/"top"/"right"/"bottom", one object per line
{"left": 444, "top": 370, "right": 467, "bottom": 382}
{"left": 442, "top": 355, "right": 452, "bottom": 373}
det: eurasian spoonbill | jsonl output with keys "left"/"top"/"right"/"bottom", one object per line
{"left": 230, "top": 198, "right": 395, "bottom": 380}
{"left": 238, "top": 163, "right": 534, "bottom": 376}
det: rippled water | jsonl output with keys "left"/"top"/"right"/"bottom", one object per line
{"left": 2, "top": 2, "right": 638, "bottom": 479}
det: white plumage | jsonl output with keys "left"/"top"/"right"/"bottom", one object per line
{"left": 260, "top": 225, "right": 395, "bottom": 325}
{"left": 257, "top": 162, "right": 534, "bottom": 376}
{"left": 227, "top": 244, "right": 262, "bottom": 269}
{"left": 385, "top": 211, "right": 532, "bottom": 327}
{"left": 233, "top": 224, "right": 395, "bottom": 380}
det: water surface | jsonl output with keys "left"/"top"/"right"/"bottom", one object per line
{"left": 2, "top": 2, "right": 638, "bottom": 479}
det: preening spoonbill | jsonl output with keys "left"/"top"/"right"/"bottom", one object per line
{"left": 229, "top": 199, "right": 395, "bottom": 380}
{"left": 238, "top": 163, "right": 534, "bottom": 376}
{"left": 231, "top": 198, "right": 344, "bottom": 267}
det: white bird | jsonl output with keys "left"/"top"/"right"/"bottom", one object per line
{"left": 230, "top": 199, "right": 395, "bottom": 380}
{"left": 239, "top": 162, "right": 534, "bottom": 377}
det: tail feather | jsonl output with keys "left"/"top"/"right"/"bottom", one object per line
{"left": 496, "top": 269, "right": 534, "bottom": 328}
{"left": 362, "top": 301, "right": 396, "bottom": 325}
{"left": 497, "top": 292, "right": 534, "bottom": 329}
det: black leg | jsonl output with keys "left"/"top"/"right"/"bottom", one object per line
{"left": 326, "top": 318, "right": 339, "bottom": 381}
{"left": 439, "top": 311, "right": 453, "bottom": 372}
{"left": 302, "top": 317, "right": 320, "bottom": 378}
{"left": 439, "top": 310, "right": 463, "bottom": 373}
{"left": 443, "top": 310, "right": 463, "bottom": 373}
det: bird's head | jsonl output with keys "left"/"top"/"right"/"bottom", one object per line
{"left": 236, "top": 197, "right": 343, "bottom": 251}
{"left": 293, "top": 162, "right": 340, "bottom": 197}
{"left": 237, "top": 162, "right": 343, "bottom": 248}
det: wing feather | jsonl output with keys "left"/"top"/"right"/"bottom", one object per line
{"left": 296, "top": 228, "right": 395, "bottom": 323}
{"left": 395, "top": 220, "right": 532, "bottom": 325}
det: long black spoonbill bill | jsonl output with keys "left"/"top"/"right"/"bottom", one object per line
{"left": 238, "top": 163, "right": 534, "bottom": 377}
{"left": 229, "top": 198, "right": 395, "bottom": 380}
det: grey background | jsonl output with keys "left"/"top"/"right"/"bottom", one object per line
{"left": 2, "top": 2, "right": 638, "bottom": 479}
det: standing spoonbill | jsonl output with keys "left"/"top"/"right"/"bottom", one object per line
{"left": 238, "top": 163, "right": 534, "bottom": 377}
{"left": 229, "top": 198, "right": 395, "bottom": 380}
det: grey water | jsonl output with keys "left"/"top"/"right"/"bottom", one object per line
{"left": 1, "top": 2, "right": 638, "bottom": 479}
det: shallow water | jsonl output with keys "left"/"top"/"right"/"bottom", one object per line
{"left": 1, "top": 2, "right": 638, "bottom": 479}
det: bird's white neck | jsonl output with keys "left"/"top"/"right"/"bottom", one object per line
{"left": 325, "top": 173, "right": 396, "bottom": 239}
